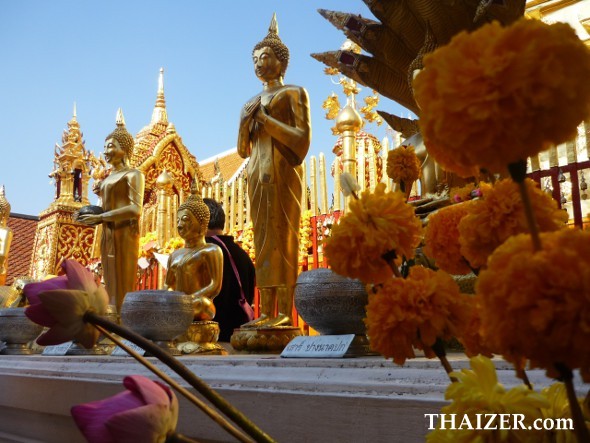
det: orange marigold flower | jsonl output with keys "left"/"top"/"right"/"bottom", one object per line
{"left": 459, "top": 178, "right": 567, "bottom": 269}
{"left": 414, "top": 19, "right": 590, "bottom": 177}
{"left": 477, "top": 229, "right": 590, "bottom": 381}
{"left": 424, "top": 202, "right": 474, "bottom": 275}
{"left": 458, "top": 296, "right": 494, "bottom": 358}
{"left": 365, "top": 266, "right": 470, "bottom": 365}
{"left": 386, "top": 145, "right": 421, "bottom": 184}
{"left": 449, "top": 183, "right": 478, "bottom": 203}
{"left": 324, "top": 183, "right": 422, "bottom": 284}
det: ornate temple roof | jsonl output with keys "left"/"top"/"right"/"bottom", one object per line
{"left": 6, "top": 213, "right": 38, "bottom": 286}
{"left": 130, "top": 69, "right": 200, "bottom": 178}
{"left": 128, "top": 69, "right": 202, "bottom": 205}
{"left": 199, "top": 148, "right": 248, "bottom": 184}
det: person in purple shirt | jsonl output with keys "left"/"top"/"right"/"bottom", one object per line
{"left": 203, "top": 198, "right": 256, "bottom": 342}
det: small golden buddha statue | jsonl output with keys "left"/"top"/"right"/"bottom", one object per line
{"left": 165, "top": 183, "right": 223, "bottom": 321}
{"left": 237, "top": 13, "right": 311, "bottom": 329}
{"left": 78, "top": 109, "right": 145, "bottom": 316}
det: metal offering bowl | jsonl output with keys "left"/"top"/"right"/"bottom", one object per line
{"left": 0, "top": 308, "right": 43, "bottom": 355}
{"left": 294, "top": 268, "right": 368, "bottom": 336}
{"left": 121, "top": 290, "right": 193, "bottom": 354}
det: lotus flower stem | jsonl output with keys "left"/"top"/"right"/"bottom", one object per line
{"left": 166, "top": 433, "right": 201, "bottom": 443}
{"left": 382, "top": 250, "right": 402, "bottom": 278}
{"left": 431, "top": 339, "right": 457, "bottom": 383}
{"left": 94, "top": 324, "right": 253, "bottom": 443}
{"left": 508, "top": 160, "right": 542, "bottom": 251}
{"left": 555, "top": 363, "right": 590, "bottom": 443}
{"left": 86, "top": 312, "right": 275, "bottom": 443}
{"left": 514, "top": 366, "right": 533, "bottom": 391}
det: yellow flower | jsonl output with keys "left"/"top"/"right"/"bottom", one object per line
{"left": 539, "top": 383, "right": 590, "bottom": 443}
{"left": 459, "top": 179, "right": 567, "bottom": 269}
{"left": 324, "top": 183, "right": 423, "bottom": 284}
{"left": 424, "top": 202, "right": 474, "bottom": 275}
{"left": 414, "top": 19, "right": 590, "bottom": 177}
{"left": 427, "top": 356, "right": 548, "bottom": 443}
{"left": 139, "top": 231, "right": 159, "bottom": 258}
{"left": 240, "top": 222, "right": 255, "bottom": 262}
{"left": 477, "top": 229, "right": 590, "bottom": 381}
{"left": 299, "top": 210, "right": 313, "bottom": 265}
{"left": 386, "top": 145, "right": 421, "bottom": 184}
{"left": 160, "top": 237, "right": 185, "bottom": 255}
{"left": 365, "top": 266, "right": 469, "bottom": 365}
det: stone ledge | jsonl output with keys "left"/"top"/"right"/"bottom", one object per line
{"left": 0, "top": 354, "right": 583, "bottom": 442}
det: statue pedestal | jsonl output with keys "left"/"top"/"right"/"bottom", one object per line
{"left": 230, "top": 326, "right": 302, "bottom": 353}
{"left": 177, "top": 321, "right": 227, "bottom": 356}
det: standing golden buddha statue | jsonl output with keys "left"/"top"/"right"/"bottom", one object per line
{"left": 78, "top": 109, "right": 145, "bottom": 316}
{"left": 237, "top": 13, "right": 311, "bottom": 330}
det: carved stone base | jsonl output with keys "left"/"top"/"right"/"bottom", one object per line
{"left": 176, "top": 321, "right": 228, "bottom": 356}
{"left": 346, "top": 335, "right": 379, "bottom": 357}
{"left": 67, "top": 342, "right": 107, "bottom": 356}
{"left": 230, "top": 327, "right": 302, "bottom": 353}
{"left": 1, "top": 343, "right": 35, "bottom": 355}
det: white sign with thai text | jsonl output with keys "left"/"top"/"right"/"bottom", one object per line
{"left": 281, "top": 334, "right": 355, "bottom": 358}
{"left": 42, "top": 341, "right": 73, "bottom": 356}
{"left": 111, "top": 340, "right": 147, "bottom": 357}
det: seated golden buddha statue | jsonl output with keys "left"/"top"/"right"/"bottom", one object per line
{"left": 165, "top": 183, "right": 223, "bottom": 322}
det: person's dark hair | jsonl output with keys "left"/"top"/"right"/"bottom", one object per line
{"left": 203, "top": 198, "right": 225, "bottom": 230}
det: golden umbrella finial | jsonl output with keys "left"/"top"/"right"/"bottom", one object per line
{"left": 72, "top": 102, "right": 77, "bottom": 121}
{"left": 116, "top": 107, "right": 126, "bottom": 126}
{"left": 269, "top": 12, "right": 279, "bottom": 36}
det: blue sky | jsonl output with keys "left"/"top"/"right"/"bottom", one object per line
{"left": 0, "top": 1, "right": 407, "bottom": 215}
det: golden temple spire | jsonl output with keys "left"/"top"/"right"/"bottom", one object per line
{"left": 151, "top": 67, "right": 168, "bottom": 124}
{"left": 0, "top": 185, "right": 10, "bottom": 227}
{"left": 72, "top": 102, "right": 77, "bottom": 122}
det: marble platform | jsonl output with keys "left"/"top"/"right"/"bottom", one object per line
{"left": 0, "top": 353, "right": 584, "bottom": 443}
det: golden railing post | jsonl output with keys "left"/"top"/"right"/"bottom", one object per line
{"left": 336, "top": 100, "right": 363, "bottom": 213}
{"left": 368, "top": 143, "right": 377, "bottom": 192}
{"left": 222, "top": 182, "right": 229, "bottom": 233}
{"left": 229, "top": 181, "right": 236, "bottom": 234}
{"left": 381, "top": 136, "right": 391, "bottom": 191}
{"left": 310, "top": 156, "right": 318, "bottom": 216}
{"left": 319, "top": 153, "right": 328, "bottom": 215}
{"left": 333, "top": 157, "right": 341, "bottom": 212}
{"left": 301, "top": 160, "right": 308, "bottom": 211}
{"left": 238, "top": 175, "right": 245, "bottom": 231}
{"left": 358, "top": 138, "right": 366, "bottom": 192}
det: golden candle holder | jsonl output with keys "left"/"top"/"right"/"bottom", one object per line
{"left": 176, "top": 321, "right": 228, "bottom": 355}
{"left": 230, "top": 326, "right": 302, "bottom": 354}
